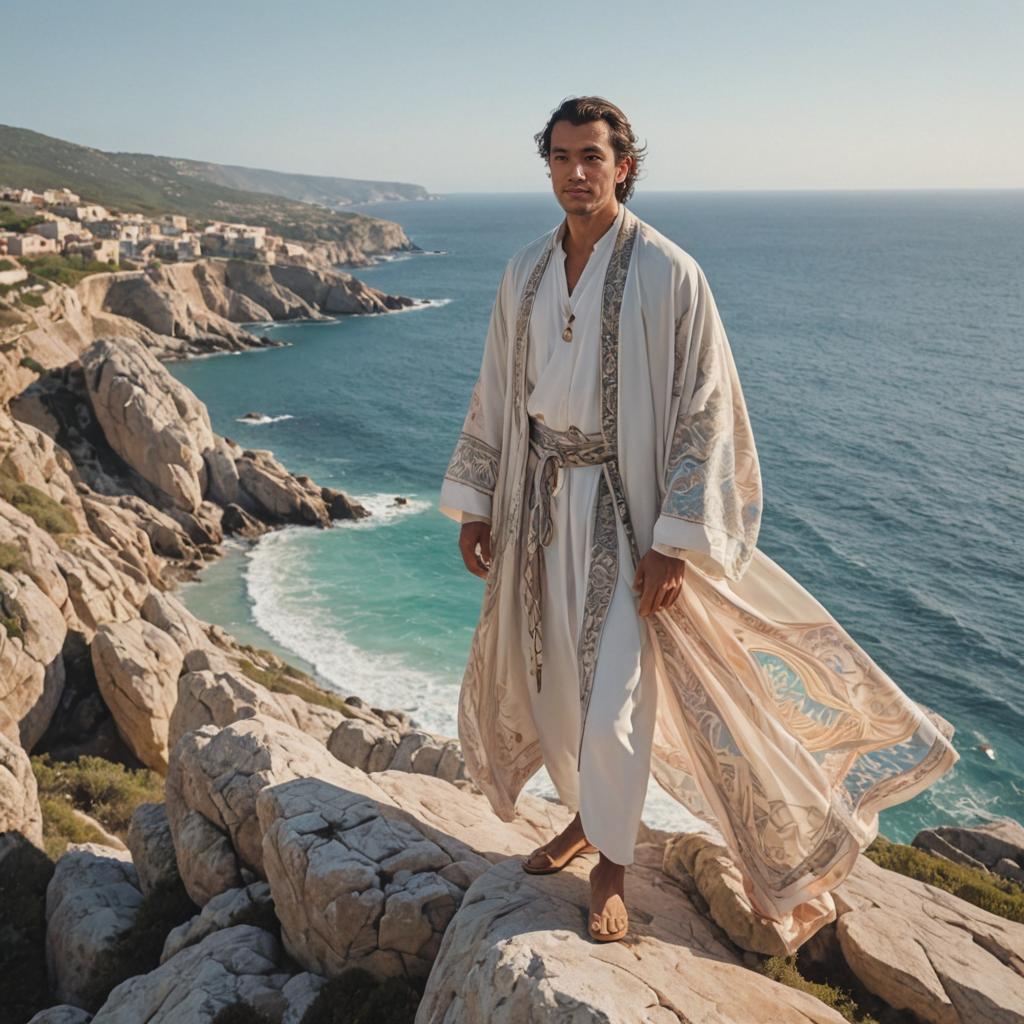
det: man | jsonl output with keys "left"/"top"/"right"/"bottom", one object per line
{"left": 439, "top": 97, "right": 959, "bottom": 947}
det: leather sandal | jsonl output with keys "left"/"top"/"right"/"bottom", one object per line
{"left": 588, "top": 893, "right": 629, "bottom": 942}
{"left": 521, "top": 836, "right": 598, "bottom": 874}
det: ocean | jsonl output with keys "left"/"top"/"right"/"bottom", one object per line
{"left": 171, "top": 190, "right": 1024, "bottom": 843}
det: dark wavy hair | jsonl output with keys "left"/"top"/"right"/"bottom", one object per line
{"left": 534, "top": 96, "right": 647, "bottom": 203}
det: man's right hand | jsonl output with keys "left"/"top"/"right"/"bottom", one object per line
{"left": 459, "top": 521, "right": 492, "bottom": 579}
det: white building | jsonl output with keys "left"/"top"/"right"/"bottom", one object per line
{"left": 53, "top": 203, "right": 111, "bottom": 223}
{"left": 29, "top": 217, "right": 88, "bottom": 242}
{"left": 42, "top": 187, "right": 81, "bottom": 204}
{"left": 6, "top": 234, "right": 59, "bottom": 256}
{"left": 66, "top": 239, "right": 119, "bottom": 264}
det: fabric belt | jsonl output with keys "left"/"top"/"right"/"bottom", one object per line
{"left": 524, "top": 416, "right": 611, "bottom": 694}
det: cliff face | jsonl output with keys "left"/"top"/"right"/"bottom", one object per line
{"left": 294, "top": 217, "right": 417, "bottom": 267}
{"left": 0, "top": 258, "right": 421, "bottom": 404}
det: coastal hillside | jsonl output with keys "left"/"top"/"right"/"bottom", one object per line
{"left": 0, "top": 124, "right": 421, "bottom": 252}
{"left": 176, "top": 160, "right": 433, "bottom": 208}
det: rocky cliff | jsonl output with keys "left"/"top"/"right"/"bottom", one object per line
{"left": 0, "top": 257, "right": 421, "bottom": 403}
{"left": 2, "top": 302, "right": 1023, "bottom": 1023}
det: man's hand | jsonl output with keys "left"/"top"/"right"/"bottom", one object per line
{"left": 459, "top": 521, "right": 492, "bottom": 579}
{"left": 632, "top": 548, "right": 686, "bottom": 616}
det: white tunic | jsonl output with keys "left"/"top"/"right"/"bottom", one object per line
{"left": 527, "top": 204, "right": 653, "bottom": 864}
{"left": 442, "top": 204, "right": 673, "bottom": 864}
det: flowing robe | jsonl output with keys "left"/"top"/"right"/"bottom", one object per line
{"left": 439, "top": 204, "right": 960, "bottom": 951}
{"left": 442, "top": 203, "right": 668, "bottom": 866}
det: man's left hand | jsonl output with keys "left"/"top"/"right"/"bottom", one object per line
{"left": 632, "top": 549, "right": 687, "bottom": 616}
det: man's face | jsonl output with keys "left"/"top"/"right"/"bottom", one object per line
{"left": 548, "top": 118, "right": 631, "bottom": 218}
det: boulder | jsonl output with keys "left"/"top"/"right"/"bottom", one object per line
{"left": 0, "top": 730, "right": 44, "bottom": 854}
{"left": 0, "top": 561, "right": 68, "bottom": 749}
{"left": 416, "top": 850, "right": 849, "bottom": 1024}
{"left": 140, "top": 589, "right": 215, "bottom": 657}
{"left": 257, "top": 774, "right": 484, "bottom": 980}
{"left": 79, "top": 338, "right": 216, "bottom": 513}
{"left": 45, "top": 843, "right": 143, "bottom": 1008}
{"left": 126, "top": 802, "right": 180, "bottom": 896}
{"left": 236, "top": 449, "right": 329, "bottom": 527}
{"left": 168, "top": 805, "right": 243, "bottom": 908}
{"left": 26, "top": 1007, "right": 93, "bottom": 1024}
{"left": 169, "top": 665, "right": 343, "bottom": 751}
{"left": 327, "top": 717, "right": 466, "bottom": 782}
{"left": 161, "top": 881, "right": 273, "bottom": 962}
{"left": 831, "top": 852, "right": 1024, "bottom": 1024}
{"left": 90, "top": 924, "right": 292, "bottom": 1023}
{"left": 164, "top": 717, "right": 340, "bottom": 903}
{"left": 280, "top": 972, "right": 328, "bottom": 1024}
{"left": 91, "top": 619, "right": 183, "bottom": 772}
{"left": 662, "top": 831, "right": 821, "bottom": 956}
{"left": 913, "top": 819, "right": 1024, "bottom": 880}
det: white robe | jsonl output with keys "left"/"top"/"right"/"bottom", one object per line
{"left": 442, "top": 203, "right": 674, "bottom": 865}
{"left": 439, "top": 203, "right": 960, "bottom": 952}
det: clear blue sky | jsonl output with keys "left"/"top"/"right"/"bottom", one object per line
{"left": 4, "top": 0, "right": 1022, "bottom": 192}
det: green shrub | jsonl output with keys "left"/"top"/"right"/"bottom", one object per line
{"left": 0, "top": 540, "right": 24, "bottom": 571}
{"left": 31, "top": 753, "right": 164, "bottom": 838}
{"left": 864, "top": 835, "right": 1024, "bottom": 923}
{"left": 0, "top": 836, "right": 55, "bottom": 1023}
{"left": 0, "top": 205, "right": 45, "bottom": 232}
{"left": 758, "top": 955, "right": 878, "bottom": 1024}
{"left": 1, "top": 614, "right": 24, "bottom": 640}
{"left": 0, "top": 587, "right": 27, "bottom": 640}
{"left": 18, "top": 355, "right": 44, "bottom": 374}
{"left": 38, "top": 793, "right": 110, "bottom": 860}
{"left": 237, "top": 649, "right": 351, "bottom": 716}
{"left": 0, "top": 462, "right": 77, "bottom": 535}
{"left": 19, "top": 291, "right": 44, "bottom": 308}
{"left": 84, "top": 877, "right": 198, "bottom": 1011}
{"left": 21, "top": 253, "right": 118, "bottom": 285}
{"left": 0, "top": 258, "right": 15, "bottom": 271}
{"left": 300, "top": 968, "right": 422, "bottom": 1024}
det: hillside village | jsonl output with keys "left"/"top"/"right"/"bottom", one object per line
{"left": 0, "top": 182, "right": 325, "bottom": 286}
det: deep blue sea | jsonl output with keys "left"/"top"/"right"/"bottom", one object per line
{"left": 171, "top": 191, "right": 1024, "bottom": 842}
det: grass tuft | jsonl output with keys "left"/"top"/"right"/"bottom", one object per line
{"left": 758, "top": 954, "right": 879, "bottom": 1024}
{"left": 864, "top": 834, "right": 1024, "bottom": 923}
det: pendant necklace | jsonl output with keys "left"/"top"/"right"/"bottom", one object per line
{"left": 561, "top": 259, "right": 582, "bottom": 343}
{"left": 562, "top": 313, "right": 575, "bottom": 343}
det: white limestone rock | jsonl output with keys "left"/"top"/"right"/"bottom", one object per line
{"left": 126, "top": 802, "right": 180, "bottom": 896}
{"left": 164, "top": 716, "right": 340, "bottom": 904}
{"left": 257, "top": 774, "right": 481, "bottom": 981}
{"left": 416, "top": 851, "right": 849, "bottom": 1024}
{"left": 0, "top": 730, "right": 44, "bottom": 855}
{"left": 832, "top": 852, "right": 1024, "bottom": 1024}
{"left": 161, "top": 881, "right": 273, "bottom": 963}
{"left": 45, "top": 843, "right": 143, "bottom": 1008}
{"left": 79, "top": 338, "right": 216, "bottom": 513}
{"left": 26, "top": 1007, "right": 93, "bottom": 1024}
{"left": 91, "top": 618, "right": 183, "bottom": 773}
{"left": 90, "top": 924, "right": 292, "bottom": 1023}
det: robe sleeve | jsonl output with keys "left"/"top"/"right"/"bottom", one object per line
{"left": 438, "top": 263, "right": 512, "bottom": 525}
{"left": 651, "top": 263, "right": 762, "bottom": 581}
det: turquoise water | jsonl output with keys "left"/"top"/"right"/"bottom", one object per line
{"left": 173, "top": 191, "right": 1024, "bottom": 841}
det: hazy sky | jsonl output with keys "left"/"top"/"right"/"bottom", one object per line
{"left": 4, "top": 0, "right": 1022, "bottom": 193}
